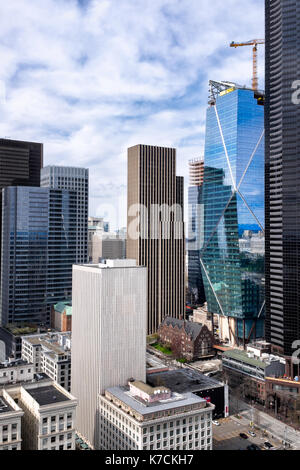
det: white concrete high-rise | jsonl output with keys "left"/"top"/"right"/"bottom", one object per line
{"left": 71, "top": 260, "right": 147, "bottom": 449}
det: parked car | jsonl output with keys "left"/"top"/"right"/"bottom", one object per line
{"left": 264, "top": 441, "right": 273, "bottom": 449}
{"left": 247, "top": 444, "right": 261, "bottom": 451}
{"left": 240, "top": 433, "right": 248, "bottom": 439}
{"left": 249, "top": 431, "right": 256, "bottom": 437}
{"left": 212, "top": 420, "right": 220, "bottom": 426}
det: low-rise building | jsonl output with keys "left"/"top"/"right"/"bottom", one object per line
{"left": 147, "top": 368, "right": 228, "bottom": 419}
{"left": 6, "top": 379, "right": 77, "bottom": 450}
{"left": 51, "top": 301, "right": 72, "bottom": 332}
{"left": 0, "top": 391, "right": 23, "bottom": 450}
{"left": 158, "top": 317, "right": 214, "bottom": 361}
{"left": 98, "top": 380, "right": 214, "bottom": 450}
{"left": 222, "top": 346, "right": 286, "bottom": 404}
{"left": 22, "top": 332, "right": 71, "bottom": 391}
{"left": 0, "top": 359, "right": 35, "bottom": 388}
{"left": 265, "top": 376, "right": 300, "bottom": 425}
{"left": 0, "top": 325, "right": 48, "bottom": 360}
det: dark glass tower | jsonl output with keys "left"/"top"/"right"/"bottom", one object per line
{"left": 188, "top": 159, "right": 206, "bottom": 306}
{"left": 201, "top": 82, "right": 265, "bottom": 345}
{"left": 0, "top": 186, "right": 76, "bottom": 326}
{"left": 0, "top": 138, "right": 43, "bottom": 274}
{"left": 265, "top": 0, "right": 300, "bottom": 373}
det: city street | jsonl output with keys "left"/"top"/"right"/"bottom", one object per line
{"left": 213, "top": 417, "right": 282, "bottom": 451}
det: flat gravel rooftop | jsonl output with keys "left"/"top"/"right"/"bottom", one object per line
{"left": 26, "top": 385, "right": 70, "bottom": 406}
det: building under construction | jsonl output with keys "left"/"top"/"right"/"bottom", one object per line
{"left": 200, "top": 80, "right": 265, "bottom": 347}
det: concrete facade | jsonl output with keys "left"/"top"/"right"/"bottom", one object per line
{"left": 71, "top": 260, "right": 147, "bottom": 449}
{"left": 127, "top": 145, "right": 185, "bottom": 334}
{"left": 98, "top": 383, "right": 214, "bottom": 450}
{"left": 6, "top": 379, "right": 77, "bottom": 450}
{"left": 0, "top": 390, "right": 23, "bottom": 450}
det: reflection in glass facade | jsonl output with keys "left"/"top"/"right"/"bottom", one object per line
{"left": 200, "top": 87, "right": 265, "bottom": 341}
{"left": 188, "top": 183, "right": 206, "bottom": 306}
{"left": 0, "top": 186, "right": 76, "bottom": 326}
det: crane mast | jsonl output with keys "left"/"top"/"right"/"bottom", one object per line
{"left": 230, "top": 39, "right": 265, "bottom": 91}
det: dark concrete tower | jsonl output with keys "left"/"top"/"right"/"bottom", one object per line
{"left": 127, "top": 145, "right": 185, "bottom": 334}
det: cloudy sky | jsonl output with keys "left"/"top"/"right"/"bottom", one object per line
{"left": 0, "top": 0, "right": 264, "bottom": 229}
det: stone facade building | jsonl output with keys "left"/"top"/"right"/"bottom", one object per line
{"left": 158, "top": 317, "right": 214, "bottom": 361}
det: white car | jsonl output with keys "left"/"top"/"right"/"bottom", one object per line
{"left": 212, "top": 420, "right": 220, "bottom": 426}
{"left": 249, "top": 431, "right": 256, "bottom": 437}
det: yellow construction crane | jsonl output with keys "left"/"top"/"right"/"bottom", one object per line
{"left": 230, "top": 39, "right": 265, "bottom": 91}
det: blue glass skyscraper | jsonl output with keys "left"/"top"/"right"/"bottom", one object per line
{"left": 200, "top": 82, "right": 265, "bottom": 344}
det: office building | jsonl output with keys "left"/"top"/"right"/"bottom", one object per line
{"left": 0, "top": 186, "right": 77, "bottom": 326}
{"left": 71, "top": 259, "right": 147, "bottom": 449}
{"left": 98, "top": 380, "right": 214, "bottom": 450}
{"left": 127, "top": 145, "right": 185, "bottom": 334}
{"left": 0, "top": 138, "right": 43, "bottom": 281}
{"left": 147, "top": 368, "right": 228, "bottom": 419}
{"left": 41, "top": 166, "right": 89, "bottom": 264}
{"left": 0, "top": 325, "right": 49, "bottom": 361}
{"left": 265, "top": 1, "right": 300, "bottom": 376}
{"left": 200, "top": 81, "right": 265, "bottom": 345}
{"left": 0, "top": 390, "right": 23, "bottom": 450}
{"left": 88, "top": 229, "right": 125, "bottom": 263}
{"left": 188, "top": 159, "right": 206, "bottom": 305}
{"left": 0, "top": 360, "right": 35, "bottom": 388}
{"left": 22, "top": 332, "right": 71, "bottom": 392}
{"left": 88, "top": 216, "right": 109, "bottom": 232}
{"left": 5, "top": 379, "right": 77, "bottom": 450}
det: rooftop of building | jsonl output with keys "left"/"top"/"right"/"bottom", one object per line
{"left": 76, "top": 259, "right": 140, "bottom": 270}
{"left": 146, "top": 368, "right": 224, "bottom": 394}
{"left": 2, "top": 324, "right": 46, "bottom": 337}
{"left": 26, "top": 385, "right": 71, "bottom": 406}
{"left": 23, "top": 332, "right": 71, "bottom": 357}
{"left": 130, "top": 380, "right": 170, "bottom": 395}
{"left": 104, "top": 385, "right": 208, "bottom": 417}
{"left": 223, "top": 349, "right": 267, "bottom": 369}
{"left": 41, "top": 165, "right": 88, "bottom": 172}
{"left": 53, "top": 301, "right": 72, "bottom": 316}
{"left": 208, "top": 80, "right": 265, "bottom": 104}
{"left": 265, "top": 376, "right": 300, "bottom": 386}
{"left": 160, "top": 317, "right": 205, "bottom": 340}
{"left": 0, "top": 396, "right": 13, "bottom": 414}
{"left": 0, "top": 359, "right": 32, "bottom": 370}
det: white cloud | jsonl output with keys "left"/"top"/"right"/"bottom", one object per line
{"left": 0, "top": 0, "right": 264, "bottom": 228}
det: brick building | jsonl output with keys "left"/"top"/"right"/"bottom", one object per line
{"left": 51, "top": 302, "right": 72, "bottom": 332}
{"left": 158, "top": 317, "right": 214, "bottom": 361}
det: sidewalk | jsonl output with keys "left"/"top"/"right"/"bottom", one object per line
{"left": 239, "top": 407, "right": 300, "bottom": 449}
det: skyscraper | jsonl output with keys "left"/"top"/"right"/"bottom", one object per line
{"left": 188, "top": 159, "right": 206, "bottom": 306}
{"left": 0, "top": 186, "right": 77, "bottom": 326}
{"left": 127, "top": 145, "right": 185, "bottom": 334}
{"left": 200, "top": 81, "right": 265, "bottom": 345}
{"left": 41, "top": 166, "right": 89, "bottom": 264}
{"left": 0, "top": 138, "right": 43, "bottom": 278}
{"left": 265, "top": 0, "right": 300, "bottom": 375}
{"left": 71, "top": 260, "right": 147, "bottom": 449}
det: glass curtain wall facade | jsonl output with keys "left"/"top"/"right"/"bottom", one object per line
{"left": 0, "top": 139, "right": 43, "bottom": 286}
{"left": 41, "top": 166, "right": 89, "bottom": 264}
{"left": 0, "top": 187, "right": 76, "bottom": 326}
{"left": 200, "top": 87, "right": 265, "bottom": 342}
{"left": 188, "top": 161, "right": 206, "bottom": 306}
